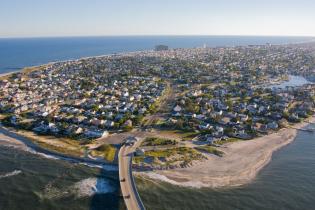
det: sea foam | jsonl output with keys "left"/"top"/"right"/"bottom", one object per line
{"left": 72, "top": 177, "right": 115, "bottom": 197}
{"left": 142, "top": 172, "right": 205, "bottom": 188}
{"left": 0, "top": 170, "right": 22, "bottom": 179}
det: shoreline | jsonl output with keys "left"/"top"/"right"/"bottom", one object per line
{"left": 136, "top": 116, "right": 315, "bottom": 189}
{"left": 0, "top": 124, "right": 118, "bottom": 171}
{"left": 1, "top": 38, "right": 315, "bottom": 80}
{"left": 0, "top": 49, "right": 152, "bottom": 79}
{"left": 0, "top": 70, "right": 21, "bottom": 78}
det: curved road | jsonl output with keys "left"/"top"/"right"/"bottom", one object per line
{"left": 119, "top": 141, "right": 146, "bottom": 210}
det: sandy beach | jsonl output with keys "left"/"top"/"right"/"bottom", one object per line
{"left": 0, "top": 124, "right": 118, "bottom": 171}
{"left": 0, "top": 129, "right": 29, "bottom": 150}
{"left": 0, "top": 70, "right": 21, "bottom": 78}
{"left": 138, "top": 117, "right": 315, "bottom": 188}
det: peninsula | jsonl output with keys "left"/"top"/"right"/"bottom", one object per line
{"left": 1, "top": 42, "right": 315, "bottom": 190}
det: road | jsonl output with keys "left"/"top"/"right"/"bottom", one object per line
{"left": 119, "top": 140, "right": 145, "bottom": 210}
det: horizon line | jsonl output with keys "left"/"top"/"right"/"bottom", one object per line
{"left": 1, "top": 34, "right": 315, "bottom": 39}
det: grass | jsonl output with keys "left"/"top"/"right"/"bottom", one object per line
{"left": 146, "top": 147, "right": 204, "bottom": 161}
{"left": 133, "top": 147, "right": 206, "bottom": 167}
{"left": 95, "top": 144, "right": 117, "bottom": 162}
{"left": 214, "top": 138, "right": 241, "bottom": 145}
{"left": 145, "top": 149, "right": 173, "bottom": 158}
{"left": 156, "top": 129, "right": 198, "bottom": 141}
{"left": 133, "top": 156, "right": 145, "bottom": 164}
{"left": 141, "top": 137, "right": 177, "bottom": 146}
{"left": 15, "top": 130, "right": 85, "bottom": 157}
{"left": 36, "top": 141, "right": 83, "bottom": 157}
{"left": 196, "top": 145, "right": 224, "bottom": 157}
{"left": 2, "top": 124, "right": 117, "bottom": 162}
{"left": 180, "top": 132, "right": 199, "bottom": 141}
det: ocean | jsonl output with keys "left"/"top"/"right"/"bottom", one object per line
{"left": 0, "top": 36, "right": 314, "bottom": 74}
{"left": 0, "top": 146, "right": 126, "bottom": 210}
{"left": 1, "top": 36, "right": 315, "bottom": 210}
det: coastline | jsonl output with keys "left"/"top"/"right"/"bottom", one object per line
{"left": 0, "top": 49, "right": 151, "bottom": 79}
{"left": 136, "top": 116, "right": 315, "bottom": 189}
{"left": 0, "top": 71, "right": 20, "bottom": 78}
{"left": 0, "top": 124, "right": 118, "bottom": 171}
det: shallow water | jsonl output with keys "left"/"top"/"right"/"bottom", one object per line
{"left": 137, "top": 124, "right": 315, "bottom": 210}
{"left": 0, "top": 146, "right": 126, "bottom": 210}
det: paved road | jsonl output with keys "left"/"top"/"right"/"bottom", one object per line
{"left": 119, "top": 141, "right": 145, "bottom": 210}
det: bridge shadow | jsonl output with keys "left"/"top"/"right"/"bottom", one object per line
{"left": 89, "top": 168, "right": 126, "bottom": 210}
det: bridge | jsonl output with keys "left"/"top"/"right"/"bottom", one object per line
{"left": 118, "top": 139, "right": 146, "bottom": 210}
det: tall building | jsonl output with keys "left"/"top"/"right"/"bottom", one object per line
{"left": 155, "top": 45, "right": 169, "bottom": 51}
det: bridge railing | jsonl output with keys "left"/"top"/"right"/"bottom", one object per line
{"left": 128, "top": 153, "right": 146, "bottom": 210}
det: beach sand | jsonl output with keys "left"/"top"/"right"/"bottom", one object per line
{"left": 0, "top": 71, "right": 21, "bottom": 78}
{"left": 0, "top": 129, "right": 29, "bottom": 150}
{"left": 137, "top": 117, "right": 315, "bottom": 188}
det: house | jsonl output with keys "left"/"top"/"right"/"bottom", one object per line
{"left": 195, "top": 114, "right": 205, "bottom": 120}
{"left": 9, "top": 115, "right": 19, "bottom": 125}
{"left": 198, "top": 123, "right": 212, "bottom": 130}
{"left": 48, "top": 123, "right": 59, "bottom": 133}
{"left": 139, "top": 107, "right": 147, "bottom": 114}
{"left": 167, "top": 118, "right": 178, "bottom": 125}
{"left": 267, "top": 121, "right": 278, "bottom": 130}
{"left": 252, "top": 123, "right": 267, "bottom": 133}
{"left": 135, "top": 148, "right": 145, "bottom": 156}
{"left": 125, "top": 136, "right": 139, "bottom": 146}
{"left": 233, "top": 130, "right": 251, "bottom": 139}
{"left": 105, "top": 120, "right": 115, "bottom": 128}
{"left": 213, "top": 126, "right": 224, "bottom": 137}
{"left": 123, "top": 120, "right": 133, "bottom": 128}
{"left": 219, "top": 117, "right": 231, "bottom": 125}
{"left": 84, "top": 130, "right": 109, "bottom": 138}
{"left": 239, "top": 114, "right": 249, "bottom": 122}
{"left": 33, "top": 123, "right": 48, "bottom": 133}
{"left": 205, "top": 136, "right": 216, "bottom": 144}
{"left": 74, "top": 127, "right": 83, "bottom": 134}
{"left": 90, "top": 118, "right": 105, "bottom": 126}
{"left": 173, "top": 105, "right": 182, "bottom": 112}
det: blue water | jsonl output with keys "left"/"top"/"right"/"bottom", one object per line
{"left": 0, "top": 36, "right": 314, "bottom": 74}
{"left": 271, "top": 75, "right": 313, "bottom": 89}
{"left": 0, "top": 146, "right": 125, "bottom": 210}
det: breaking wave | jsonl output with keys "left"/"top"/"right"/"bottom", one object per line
{"left": 0, "top": 170, "right": 22, "bottom": 179}
{"left": 42, "top": 177, "right": 115, "bottom": 199}
{"left": 72, "top": 177, "right": 115, "bottom": 198}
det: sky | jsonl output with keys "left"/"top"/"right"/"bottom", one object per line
{"left": 0, "top": 0, "right": 315, "bottom": 38}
